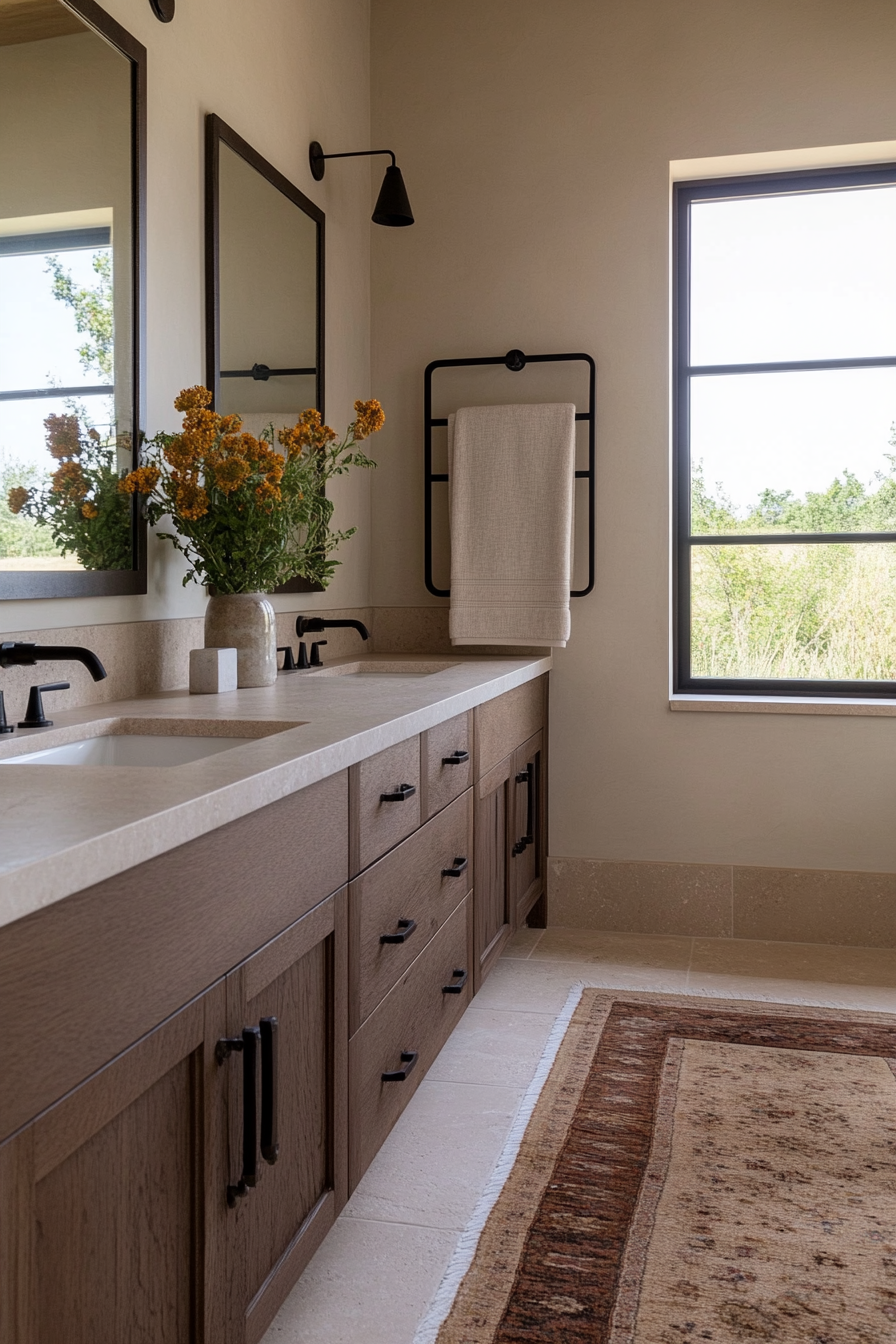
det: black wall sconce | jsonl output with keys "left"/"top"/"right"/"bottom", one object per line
{"left": 149, "top": 0, "right": 175, "bottom": 19}
{"left": 308, "top": 142, "right": 414, "bottom": 227}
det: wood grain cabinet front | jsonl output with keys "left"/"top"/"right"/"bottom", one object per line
{"left": 349, "top": 789, "right": 473, "bottom": 1032}
{"left": 510, "top": 729, "right": 546, "bottom": 927}
{"left": 421, "top": 710, "right": 473, "bottom": 820}
{"left": 223, "top": 890, "right": 348, "bottom": 1344}
{"left": 348, "top": 895, "right": 473, "bottom": 1189}
{"left": 0, "top": 980, "right": 231, "bottom": 1344}
{"left": 350, "top": 736, "right": 422, "bottom": 874}
{"left": 472, "top": 676, "right": 549, "bottom": 989}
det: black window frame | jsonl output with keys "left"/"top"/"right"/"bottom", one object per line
{"left": 673, "top": 162, "right": 896, "bottom": 699}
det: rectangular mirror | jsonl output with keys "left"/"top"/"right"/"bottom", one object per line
{"left": 205, "top": 115, "right": 325, "bottom": 593}
{"left": 0, "top": 0, "right": 146, "bottom": 598}
{"left": 205, "top": 115, "right": 324, "bottom": 423}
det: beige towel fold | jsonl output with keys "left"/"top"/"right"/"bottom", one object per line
{"left": 448, "top": 402, "right": 576, "bottom": 647}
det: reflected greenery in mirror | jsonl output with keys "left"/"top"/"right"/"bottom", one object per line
{"left": 0, "top": 0, "right": 145, "bottom": 598}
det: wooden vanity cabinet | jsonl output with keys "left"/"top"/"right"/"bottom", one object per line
{"left": 0, "top": 979, "right": 231, "bottom": 1344}
{"left": 511, "top": 729, "right": 547, "bottom": 927}
{"left": 223, "top": 890, "right": 348, "bottom": 1344}
{"left": 0, "top": 672, "right": 548, "bottom": 1341}
{"left": 472, "top": 677, "right": 548, "bottom": 988}
{"left": 0, "top": 771, "right": 349, "bottom": 1344}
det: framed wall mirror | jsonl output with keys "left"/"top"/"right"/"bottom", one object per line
{"left": 205, "top": 115, "right": 325, "bottom": 593}
{"left": 205, "top": 115, "right": 324, "bottom": 423}
{"left": 0, "top": 0, "right": 146, "bottom": 599}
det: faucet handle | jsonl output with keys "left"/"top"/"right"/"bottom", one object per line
{"left": 18, "top": 681, "right": 70, "bottom": 729}
{"left": 0, "top": 691, "right": 13, "bottom": 734}
{"left": 309, "top": 640, "right": 328, "bottom": 668}
{"left": 277, "top": 645, "right": 298, "bottom": 672}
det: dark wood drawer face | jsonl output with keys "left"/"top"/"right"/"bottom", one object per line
{"left": 422, "top": 710, "right": 473, "bottom": 821}
{"left": 348, "top": 895, "right": 472, "bottom": 1188}
{"left": 351, "top": 736, "right": 421, "bottom": 874}
{"left": 475, "top": 676, "right": 546, "bottom": 778}
{"left": 350, "top": 789, "right": 472, "bottom": 1031}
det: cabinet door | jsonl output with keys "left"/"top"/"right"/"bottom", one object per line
{"left": 473, "top": 753, "right": 513, "bottom": 990}
{"left": 510, "top": 729, "right": 546, "bottom": 926}
{"left": 223, "top": 889, "right": 347, "bottom": 1344}
{"left": 0, "top": 981, "right": 229, "bottom": 1344}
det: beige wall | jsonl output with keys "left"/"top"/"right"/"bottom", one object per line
{"left": 1, "top": 0, "right": 372, "bottom": 633}
{"left": 370, "top": 0, "right": 896, "bottom": 876}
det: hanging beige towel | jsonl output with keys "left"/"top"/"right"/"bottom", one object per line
{"left": 448, "top": 402, "right": 576, "bottom": 647}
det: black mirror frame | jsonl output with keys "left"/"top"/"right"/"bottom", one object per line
{"left": 0, "top": 0, "right": 147, "bottom": 601}
{"left": 204, "top": 114, "right": 325, "bottom": 594}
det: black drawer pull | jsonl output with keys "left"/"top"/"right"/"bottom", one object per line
{"left": 380, "top": 917, "right": 417, "bottom": 944}
{"left": 382, "top": 1050, "right": 419, "bottom": 1082}
{"left": 381, "top": 782, "right": 416, "bottom": 802}
{"left": 441, "top": 856, "right": 468, "bottom": 878}
{"left": 260, "top": 1016, "right": 279, "bottom": 1166}
{"left": 442, "top": 968, "right": 468, "bottom": 994}
{"left": 442, "top": 749, "right": 469, "bottom": 765}
{"left": 220, "top": 1025, "right": 261, "bottom": 1207}
{"left": 512, "top": 761, "right": 535, "bottom": 856}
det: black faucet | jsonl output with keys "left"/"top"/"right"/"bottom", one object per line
{"left": 294, "top": 616, "right": 370, "bottom": 642}
{"left": 286, "top": 616, "right": 370, "bottom": 671}
{"left": 0, "top": 642, "right": 108, "bottom": 682}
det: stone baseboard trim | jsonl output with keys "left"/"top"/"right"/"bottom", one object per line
{"left": 548, "top": 856, "right": 896, "bottom": 950}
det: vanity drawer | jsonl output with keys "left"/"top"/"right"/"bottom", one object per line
{"left": 348, "top": 894, "right": 472, "bottom": 1188}
{"left": 349, "top": 789, "right": 472, "bottom": 1031}
{"left": 422, "top": 710, "right": 473, "bottom": 820}
{"left": 475, "top": 675, "right": 546, "bottom": 778}
{"left": 350, "top": 736, "right": 422, "bottom": 874}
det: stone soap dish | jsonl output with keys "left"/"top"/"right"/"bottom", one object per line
{"left": 190, "top": 646, "right": 238, "bottom": 693}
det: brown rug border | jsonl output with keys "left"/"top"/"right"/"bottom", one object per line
{"left": 432, "top": 988, "right": 896, "bottom": 1344}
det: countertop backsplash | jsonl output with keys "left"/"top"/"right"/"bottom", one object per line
{"left": 0, "top": 608, "right": 375, "bottom": 719}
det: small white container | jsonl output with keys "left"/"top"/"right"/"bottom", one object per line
{"left": 190, "top": 646, "right": 238, "bottom": 694}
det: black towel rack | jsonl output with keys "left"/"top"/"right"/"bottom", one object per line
{"left": 423, "top": 348, "right": 596, "bottom": 599}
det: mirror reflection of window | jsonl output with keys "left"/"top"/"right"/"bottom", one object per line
{"left": 218, "top": 142, "right": 318, "bottom": 418}
{"left": 0, "top": 2, "right": 133, "bottom": 573}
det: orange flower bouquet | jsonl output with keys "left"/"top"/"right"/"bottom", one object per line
{"left": 119, "top": 387, "right": 381, "bottom": 592}
{"left": 7, "top": 413, "right": 132, "bottom": 570}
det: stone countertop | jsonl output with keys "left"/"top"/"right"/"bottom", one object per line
{"left": 0, "top": 653, "right": 550, "bottom": 931}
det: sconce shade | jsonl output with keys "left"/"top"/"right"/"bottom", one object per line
{"left": 372, "top": 165, "right": 414, "bottom": 227}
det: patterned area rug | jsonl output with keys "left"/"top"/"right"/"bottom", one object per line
{"left": 423, "top": 991, "right": 896, "bottom": 1343}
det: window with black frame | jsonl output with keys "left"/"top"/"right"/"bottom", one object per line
{"left": 674, "top": 165, "right": 896, "bottom": 697}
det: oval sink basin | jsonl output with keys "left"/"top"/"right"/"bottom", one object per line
{"left": 2, "top": 734, "right": 252, "bottom": 768}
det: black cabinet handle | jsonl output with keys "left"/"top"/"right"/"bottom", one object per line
{"left": 442, "top": 968, "right": 468, "bottom": 994}
{"left": 260, "top": 1016, "right": 279, "bottom": 1165}
{"left": 380, "top": 917, "right": 417, "bottom": 944}
{"left": 382, "top": 1049, "right": 419, "bottom": 1082}
{"left": 380, "top": 782, "right": 416, "bottom": 803}
{"left": 441, "top": 855, "right": 468, "bottom": 878}
{"left": 442, "top": 749, "right": 469, "bottom": 765}
{"left": 512, "top": 762, "right": 535, "bottom": 857}
{"left": 222, "top": 1025, "right": 261, "bottom": 1207}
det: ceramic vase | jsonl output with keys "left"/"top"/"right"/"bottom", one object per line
{"left": 204, "top": 591, "right": 277, "bottom": 688}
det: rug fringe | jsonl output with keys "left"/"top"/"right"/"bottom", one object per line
{"left": 411, "top": 982, "right": 587, "bottom": 1344}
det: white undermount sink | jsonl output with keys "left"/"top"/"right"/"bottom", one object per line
{"left": 0, "top": 717, "right": 305, "bottom": 768}
{"left": 310, "top": 660, "right": 458, "bottom": 680}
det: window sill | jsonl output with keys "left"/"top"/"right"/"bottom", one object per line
{"left": 670, "top": 694, "right": 896, "bottom": 717}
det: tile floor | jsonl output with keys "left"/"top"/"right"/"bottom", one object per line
{"left": 262, "top": 926, "right": 896, "bottom": 1343}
